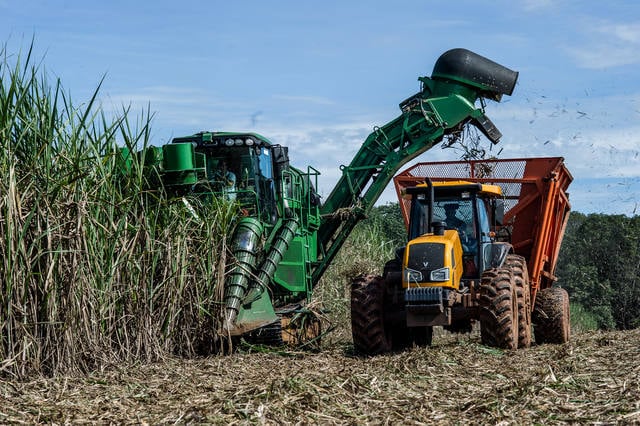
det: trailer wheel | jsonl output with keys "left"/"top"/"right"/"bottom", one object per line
{"left": 479, "top": 267, "right": 519, "bottom": 350}
{"left": 351, "top": 275, "right": 392, "bottom": 354}
{"left": 533, "top": 287, "right": 570, "bottom": 344}
{"left": 505, "top": 255, "right": 532, "bottom": 348}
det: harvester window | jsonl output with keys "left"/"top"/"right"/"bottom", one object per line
{"left": 256, "top": 148, "right": 278, "bottom": 223}
{"left": 207, "top": 156, "right": 237, "bottom": 200}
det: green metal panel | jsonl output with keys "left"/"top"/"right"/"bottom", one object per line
{"left": 163, "top": 143, "right": 195, "bottom": 171}
{"left": 274, "top": 236, "right": 307, "bottom": 293}
{"left": 161, "top": 143, "right": 204, "bottom": 186}
{"left": 235, "top": 289, "right": 278, "bottom": 335}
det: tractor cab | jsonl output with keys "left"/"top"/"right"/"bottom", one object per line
{"left": 404, "top": 180, "right": 506, "bottom": 286}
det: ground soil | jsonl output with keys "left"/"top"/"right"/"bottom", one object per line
{"left": 1, "top": 328, "right": 638, "bottom": 425}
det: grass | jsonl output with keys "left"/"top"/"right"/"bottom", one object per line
{"left": 0, "top": 39, "right": 397, "bottom": 378}
{"left": 314, "top": 218, "right": 398, "bottom": 341}
{"left": 0, "top": 42, "right": 236, "bottom": 378}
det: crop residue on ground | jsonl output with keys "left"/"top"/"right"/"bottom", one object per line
{"left": 0, "top": 328, "right": 638, "bottom": 424}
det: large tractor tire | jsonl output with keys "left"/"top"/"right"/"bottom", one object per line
{"left": 409, "top": 326, "right": 433, "bottom": 347}
{"left": 533, "top": 287, "right": 570, "bottom": 344}
{"left": 351, "top": 275, "right": 392, "bottom": 354}
{"left": 505, "top": 254, "right": 532, "bottom": 348}
{"left": 479, "top": 267, "right": 519, "bottom": 350}
{"left": 391, "top": 325, "right": 434, "bottom": 350}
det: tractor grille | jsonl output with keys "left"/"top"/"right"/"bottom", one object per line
{"left": 405, "top": 286, "right": 443, "bottom": 304}
{"left": 406, "top": 242, "right": 445, "bottom": 273}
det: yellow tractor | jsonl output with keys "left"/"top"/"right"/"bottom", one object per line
{"left": 351, "top": 157, "right": 572, "bottom": 353}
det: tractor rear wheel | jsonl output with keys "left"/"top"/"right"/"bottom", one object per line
{"left": 479, "top": 267, "right": 519, "bottom": 350}
{"left": 533, "top": 287, "right": 570, "bottom": 344}
{"left": 505, "top": 254, "right": 532, "bottom": 348}
{"left": 351, "top": 275, "right": 392, "bottom": 354}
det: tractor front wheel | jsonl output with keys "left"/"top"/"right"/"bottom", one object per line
{"left": 479, "top": 267, "right": 519, "bottom": 350}
{"left": 351, "top": 275, "right": 392, "bottom": 355}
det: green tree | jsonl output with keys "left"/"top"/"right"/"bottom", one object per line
{"left": 362, "top": 202, "right": 407, "bottom": 247}
{"left": 557, "top": 213, "right": 640, "bottom": 330}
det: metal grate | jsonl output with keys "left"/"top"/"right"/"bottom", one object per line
{"left": 395, "top": 159, "right": 532, "bottom": 216}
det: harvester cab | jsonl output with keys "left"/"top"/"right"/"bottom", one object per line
{"left": 169, "top": 132, "right": 296, "bottom": 224}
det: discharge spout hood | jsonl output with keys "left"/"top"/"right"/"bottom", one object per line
{"left": 431, "top": 48, "right": 519, "bottom": 101}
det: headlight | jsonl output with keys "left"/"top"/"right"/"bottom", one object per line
{"left": 225, "top": 138, "right": 234, "bottom": 146}
{"left": 430, "top": 267, "right": 450, "bottom": 282}
{"left": 405, "top": 268, "right": 423, "bottom": 283}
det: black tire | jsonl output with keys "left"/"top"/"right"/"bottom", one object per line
{"left": 533, "top": 287, "right": 570, "bottom": 344}
{"left": 351, "top": 275, "right": 392, "bottom": 354}
{"left": 410, "top": 326, "right": 434, "bottom": 347}
{"left": 392, "top": 325, "right": 434, "bottom": 349}
{"left": 505, "top": 254, "right": 532, "bottom": 348}
{"left": 244, "top": 321, "right": 284, "bottom": 346}
{"left": 479, "top": 267, "right": 519, "bottom": 350}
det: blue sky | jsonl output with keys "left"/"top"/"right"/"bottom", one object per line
{"left": 2, "top": 0, "right": 640, "bottom": 214}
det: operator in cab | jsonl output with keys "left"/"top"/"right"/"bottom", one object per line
{"left": 444, "top": 203, "right": 465, "bottom": 231}
{"left": 212, "top": 159, "right": 237, "bottom": 201}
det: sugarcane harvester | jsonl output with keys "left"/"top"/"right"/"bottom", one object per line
{"left": 126, "top": 49, "right": 519, "bottom": 345}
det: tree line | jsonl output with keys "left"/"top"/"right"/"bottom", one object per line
{"left": 556, "top": 212, "right": 640, "bottom": 330}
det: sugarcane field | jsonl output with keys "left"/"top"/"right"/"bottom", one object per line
{"left": 3, "top": 3, "right": 640, "bottom": 424}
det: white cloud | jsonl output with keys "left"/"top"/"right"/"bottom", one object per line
{"left": 493, "top": 93, "right": 640, "bottom": 181}
{"left": 568, "top": 44, "right": 640, "bottom": 69}
{"left": 605, "top": 22, "right": 640, "bottom": 44}
{"left": 567, "top": 21, "right": 640, "bottom": 69}
{"left": 103, "top": 86, "right": 222, "bottom": 108}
